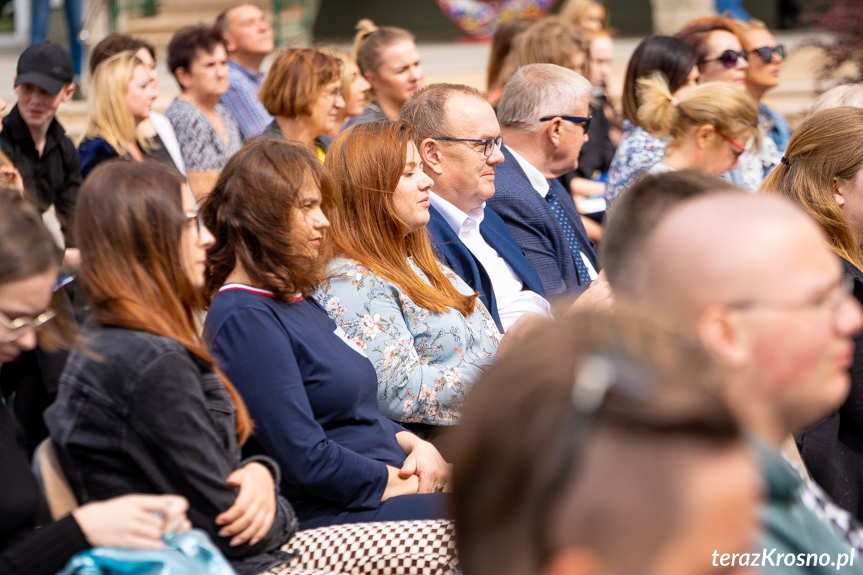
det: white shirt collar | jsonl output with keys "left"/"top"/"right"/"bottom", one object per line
{"left": 429, "top": 192, "right": 486, "bottom": 235}
{"left": 506, "top": 145, "right": 550, "bottom": 198}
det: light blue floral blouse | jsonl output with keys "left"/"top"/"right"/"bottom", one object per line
{"left": 605, "top": 120, "right": 669, "bottom": 206}
{"left": 315, "top": 256, "right": 501, "bottom": 426}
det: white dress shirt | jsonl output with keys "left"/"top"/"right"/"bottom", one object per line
{"left": 429, "top": 192, "right": 551, "bottom": 332}
{"left": 505, "top": 145, "right": 598, "bottom": 280}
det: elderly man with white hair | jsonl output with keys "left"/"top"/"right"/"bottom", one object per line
{"left": 488, "top": 63, "right": 600, "bottom": 299}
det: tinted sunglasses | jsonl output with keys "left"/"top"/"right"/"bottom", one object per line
{"left": 750, "top": 45, "right": 785, "bottom": 64}
{"left": 702, "top": 49, "right": 748, "bottom": 69}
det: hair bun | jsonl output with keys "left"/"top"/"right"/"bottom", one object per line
{"left": 355, "top": 18, "right": 379, "bottom": 37}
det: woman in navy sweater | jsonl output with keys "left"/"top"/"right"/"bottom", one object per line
{"left": 202, "top": 139, "right": 451, "bottom": 529}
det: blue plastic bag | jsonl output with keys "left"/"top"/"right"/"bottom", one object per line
{"left": 57, "top": 529, "right": 238, "bottom": 575}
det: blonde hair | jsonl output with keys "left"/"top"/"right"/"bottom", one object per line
{"left": 637, "top": 72, "right": 760, "bottom": 151}
{"left": 84, "top": 51, "right": 150, "bottom": 156}
{"left": 513, "top": 16, "right": 589, "bottom": 71}
{"left": 560, "top": 0, "right": 610, "bottom": 31}
{"left": 760, "top": 107, "right": 863, "bottom": 269}
{"left": 316, "top": 45, "right": 353, "bottom": 99}
{"left": 810, "top": 84, "right": 863, "bottom": 115}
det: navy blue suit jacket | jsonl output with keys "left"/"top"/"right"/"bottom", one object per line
{"left": 426, "top": 205, "right": 545, "bottom": 332}
{"left": 487, "top": 146, "right": 600, "bottom": 298}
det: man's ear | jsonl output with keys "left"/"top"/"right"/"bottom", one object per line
{"left": 697, "top": 304, "right": 750, "bottom": 369}
{"left": 60, "top": 83, "right": 76, "bottom": 103}
{"left": 222, "top": 31, "right": 237, "bottom": 53}
{"left": 546, "top": 118, "right": 563, "bottom": 147}
{"left": 834, "top": 177, "right": 846, "bottom": 207}
{"left": 420, "top": 138, "right": 444, "bottom": 175}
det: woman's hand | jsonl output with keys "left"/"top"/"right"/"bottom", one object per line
{"left": 382, "top": 465, "right": 420, "bottom": 501}
{"left": 395, "top": 432, "right": 452, "bottom": 493}
{"left": 215, "top": 462, "right": 276, "bottom": 547}
{"left": 72, "top": 494, "right": 191, "bottom": 550}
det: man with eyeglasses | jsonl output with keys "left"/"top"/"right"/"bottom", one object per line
{"left": 619, "top": 192, "right": 863, "bottom": 573}
{"left": 401, "top": 83, "right": 552, "bottom": 333}
{"left": 489, "top": 63, "right": 601, "bottom": 300}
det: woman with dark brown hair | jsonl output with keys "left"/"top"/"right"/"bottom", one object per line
{"left": 257, "top": 48, "right": 344, "bottom": 162}
{"left": 202, "top": 138, "right": 450, "bottom": 530}
{"left": 44, "top": 161, "right": 297, "bottom": 575}
{"left": 317, "top": 120, "right": 501, "bottom": 430}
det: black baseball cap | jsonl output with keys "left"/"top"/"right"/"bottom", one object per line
{"left": 15, "top": 42, "right": 74, "bottom": 95}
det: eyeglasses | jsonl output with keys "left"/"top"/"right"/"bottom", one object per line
{"left": 713, "top": 128, "right": 746, "bottom": 157}
{"left": 750, "top": 45, "right": 785, "bottom": 64}
{"left": 186, "top": 210, "right": 202, "bottom": 235}
{"left": 539, "top": 115, "right": 592, "bottom": 132}
{"left": 701, "top": 49, "right": 748, "bottom": 69}
{"left": 431, "top": 135, "right": 503, "bottom": 157}
{"left": 0, "top": 308, "right": 56, "bottom": 343}
{"left": 727, "top": 276, "right": 854, "bottom": 316}
{"left": 322, "top": 88, "right": 344, "bottom": 100}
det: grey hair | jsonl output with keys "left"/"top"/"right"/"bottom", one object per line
{"left": 809, "top": 84, "right": 863, "bottom": 116}
{"left": 496, "top": 63, "right": 592, "bottom": 131}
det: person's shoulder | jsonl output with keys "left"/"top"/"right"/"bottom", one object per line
{"left": 78, "top": 136, "right": 113, "bottom": 153}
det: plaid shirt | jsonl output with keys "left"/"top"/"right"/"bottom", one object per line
{"left": 220, "top": 59, "right": 273, "bottom": 141}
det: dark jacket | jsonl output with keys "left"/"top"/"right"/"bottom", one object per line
{"left": 0, "top": 402, "right": 89, "bottom": 575}
{"left": 0, "top": 105, "right": 81, "bottom": 246}
{"left": 488, "top": 146, "right": 599, "bottom": 298}
{"left": 426, "top": 204, "right": 546, "bottom": 332}
{"left": 798, "top": 257, "right": 863, "bottom": 522}
{"left": 45, "top": 324, "right": 296, "bottom": 575}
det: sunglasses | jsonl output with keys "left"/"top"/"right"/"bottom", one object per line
{"left": 701, "top": 49, "right": 748, "bottom": 69}
{"left": 539, "top": 115, "right": 592, "bottom": 133}
{"left": 750, "top": 45, "right": 786, "bottom": 64}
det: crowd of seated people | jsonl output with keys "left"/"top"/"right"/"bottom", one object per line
{"left": 8, "top": 3, "right": 863, "bottom": 575}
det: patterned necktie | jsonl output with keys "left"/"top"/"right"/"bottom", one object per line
{"left": 545, "top": 185, "right": 592, "bottom": 284}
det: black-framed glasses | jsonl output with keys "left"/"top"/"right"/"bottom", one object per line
{"left": 727, "top": 276, "right": 854, "bottom": 316}
{"left": 539, "top": 115, "right": 592, "bottom": 132}
{"left": 750, "top": 45, "right": 786, "bottom": 64}
{"left": 701, "top": 49, "right": 748, "bottom": 69}
{"left": 431, "top": 135, "right": 503, "bottom": 157}
{"left": 532, "top": 351, "right": 649, "bottom": 563}
{"left": 0, "top": 308, "right": 56, "bottom": 343}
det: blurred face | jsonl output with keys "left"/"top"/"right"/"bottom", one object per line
{"left": 181, "top": 45, "right": 229, "bottom": 98}
{"left": 393, "top": 142, "right": 433, "bottom": 234}
{"left": 344, "top": 60, "right": 371, "bottom": 117}
{"left": 647, "top": 446, "right": 761, "bottom": 575}
{"left": 13, "top": 82, "right": 73, "bottom": 132}
{"left": 587, "top": 35, "right": 613, "bottom": 88}
{"left": 291, "top": 172, "right": 330, "bottom": 258}
{"left": 705, "top": 129, "right": 751, "bottom": 176}
{"left": 744, "top": 28, "right": 783, "bottom": 96}
{"left": 0, "top": 269, "right": 56, "bottom": 365}
{"left": 835, "top": 167, "right": 863, "bottom": 246}
{"left": 673, "top": 66, "right": 701, "bottom": 99}
{"left": 433, "top": 95, "right": 505, "bottom": 213}
{"left": 135, "top": 47, "right": 159, "bottom": 92}
{"left": 698, "top": 30, "right": 748, "bottom": 86}
{"left": 180, "top": 185, "right": 215, "bottom": 288}
{"left": 733, "top": 228, "right": 863, "bottom": 431}
{"left": 308, "top": 79, "right": 345, "bottom": 136}
{"left": 367, "top": 40, "right": 423, "bottom": 110}
{"left": 569, "top": 50, "right": 587, "bottom": 77}
{"left": 223, "top": 4, "right": 274, "bottom": 57}
{"left": 577, "top": 2, "right": 606, "bottom": 31}
{"left": 125, "top": 64, "right": 158, "bottom": 125}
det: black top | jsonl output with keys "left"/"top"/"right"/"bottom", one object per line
{"left": 0, "top": 105, "right": 82, "bottom": 246}
{"left": 45, "top": 323, "right": 296, "bottom": 575}
{"left": 0, "top": 401, "right": 89, "bottom": 575}
{"left": 78, "top": 135, "right": 180, "bottom": 180}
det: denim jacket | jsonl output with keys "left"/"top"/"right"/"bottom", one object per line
{"left": 44, "top": 323, "right": 297, "bottom": 575}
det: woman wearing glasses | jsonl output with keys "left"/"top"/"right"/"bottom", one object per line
{"left": 739, "top": 19, "right": 790, "bottom": 154}
{"left": 257, "top": 48, "right": 345, "bottom": 162}
{"left": 0, "top": 186, "right": 193, "bottom": 575}
{"left": 45, "top": 162, "right": 298, "bottom": 575}
{"left": 761, "top": 106, "right": 863, "bottom": 524}
{"left": 637, "top": 73, "right": 759, "bottom": 178}
{"left": 316, "top": 120, "right": 502, "bottom": 432}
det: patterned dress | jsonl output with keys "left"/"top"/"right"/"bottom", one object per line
{"left": 316, "top": 256, "right": 501, "bottom": 426}
{"left": 605, "top": 120, "right": 669, "bottom": 206}
{"left": 165, "top": 98, "right": 242, "bottom": 172}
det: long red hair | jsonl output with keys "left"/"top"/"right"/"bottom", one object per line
{"left": 74, "top": 161, "right": 252, "bottom": 443}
